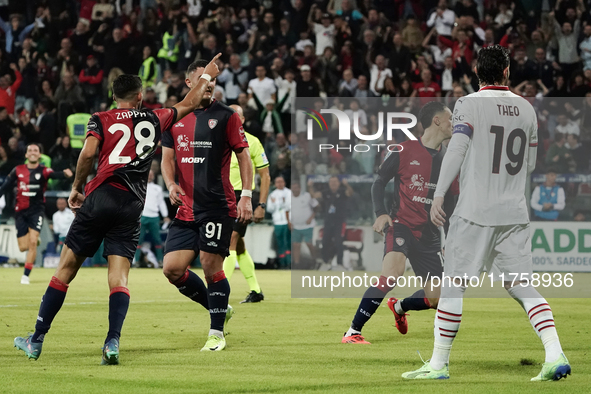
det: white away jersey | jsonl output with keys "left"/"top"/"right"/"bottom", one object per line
{"left": 452, "top": 86, "right": 538, "bottom": 226}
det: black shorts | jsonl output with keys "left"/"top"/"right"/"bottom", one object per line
{"left": 65, "top": 184, "right": 143, "bottom": 261}
{"left": 164, "top": 214, "right": 234, "bottom": 257}
{"left": 232, "top": 190, "right": 259, "bottom": 237}
{"left": 384, "top": 223, "right": 443, "bottom": 280}
{"left": 15, "top": 206, "right": 45, "bottom": 237}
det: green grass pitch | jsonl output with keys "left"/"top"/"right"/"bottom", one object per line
{"left": 0, "top": 268, "right": 589, "bottom": 393}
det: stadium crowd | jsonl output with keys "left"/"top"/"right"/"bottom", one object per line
{"left": 0, "top": 0, "right": 589, "bottom": 229}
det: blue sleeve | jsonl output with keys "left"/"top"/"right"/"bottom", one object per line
{"left": 19, "top": 23, "right": 36, "bottom": 42}
{"left": 353, "top": 10, "right": 363, "bottom": 20}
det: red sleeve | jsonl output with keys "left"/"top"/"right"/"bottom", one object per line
{"left": 154, "top": 108, "right": 177, "bottom": 131}
{"left": 433, "top": 82, "right": 441, "bottom": 92}
{"left": 438, "top": 35, "right": 453, "bottom": 48}
{"left": 11, "top": 69, "right": 22, "bottom": 91}
{"left": 88, "top": 70, "right": 103, "bottom": 84}
{"left": 499, "top": 34, "right": 509, "bottom": 48}
{"left": 79, "top": 70, "right": 90, "bottom": 83}
{"left": 42, "top": 166, "right": 54, "bottom": 179}
{"left": 226, "top": 112, "right": 249, "bottom": 151}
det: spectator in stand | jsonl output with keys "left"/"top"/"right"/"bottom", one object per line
{"left": 54, "top": 71, "right": 84, "bottom": 130}
{"left": 310, "top": 7, "right": 335, "bottom": 56}
{"left": 51, "top": 197, "right": 75, "bottom": 253}
{"left": 411, "top": 68, "right": 441, "bottom": 99}
{"left": 529, "top": 48, "right": 555, "bottom": 89}
{"left": 531, "top": 169, "right": 565, "bottom": 221}
{"left": 386, "top": 33, "right": 412, "bottom": 77}
{"left": 100, "top": 27, "right": 131, "bottom": 75}
{"left": 166, "top": 72, "right": 188, "bottom": 101}
{"left": 267, "top": 176, "right": 291, "bottom": 269}
{"left": 0, "top": 15, "right": 37, "bottom": 62}
{"left": 510, "top": 47, "right": 534, "bottom": 86}
{"left": 248, "top": 65, "right": 277, "bottom": 109}
{"left": 427, "top": 0, "right": 456, "bottom": 38}
{"left": 16, "top": 109, "right": 36, "bottom": 145}
{"left": 565, "top": 133, "right": 588, "bottom": 172}
{"left": 138, "top": 46, "right": 157, "bottom": 88}
{"left": 556, "top": 112, "right": 580, "bottom": 136}
{"left": 454, "top": 0, "right": 479, "bottom": 21}
{"left": 48, "top": 135, "right": 75, "bottom": 173}
{"left": 317, "top": 47, "right": 340, "bottom": 96}
{"left": 439, "top": 28, "right": 473, "bottom": 65}
{"left": 339, "top": 68, "right": 358, "bottom": 96}
{"left": 401, "top": 15, "right": 424, "bottom": 54}
{"left": 38, "top": 79, "right": 55, "bottom": 105}
{"left": 55, "top": 38, "right": 79, "bottom": 78}
{"left": 15, "top": 56, "right": 36, "bottom": 113}
{"left": 368, "top": 54, "right": 393, "bottom": 96}
{"left": 35, "top": 99, "right": 57, "bottom": 155}
{"left": 70, "top": 19, "right": 92, "bottom": 59}
{"left": 545, "top": 133, "right": 573, "bottom": 174}
{"left": 439, "top": 56, "right": 461, "bottom": 96}
{"left": 78, "top": 55, "right": 103, "bottom": 113}
{"left": 142, "top": 87, "right": 162, "bottom": 110}
{"left": 274, "top": 68, "right": 296, "bottom": 132}
{"left": 551, "top": 9, "right": 581, "bottom": 83}
{"left": 0, "top": 63, "right": 21, "bottom": 115}
{"left": 296, "top": 65, "right": 320, "bottom": 98}
{"left": 422, "top": 28, "right": 452, "bottom": 70}
{"left": 0, "top": 106, "right": 14, "bottom": 145}
{"left": 580, "top": 25, "right": 591, "bottom": 71}
{"left": 217, "top": 54, "right": 248, "bottom": 106}
{"left": 288, "top": 181, "right": 320, "bottom": 269}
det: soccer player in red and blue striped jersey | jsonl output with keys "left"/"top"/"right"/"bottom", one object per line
{"left": 0, "top": 144, "right": 72, "bottom": 284}
{"left": 14, "top": 55, "right": 222, "bottom": 364}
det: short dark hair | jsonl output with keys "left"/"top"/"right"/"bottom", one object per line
{"left": 187, "top": 59, "right": 209, "bottom": 75}
{"left": 27, "top": 142, "right": 43, "bottom": 154}
{"left": 112, "top": 74, "right": 142, "bottom": 101}
{"left": 476, "top": 45, "right": 510, "bottom": 86}
{"left": 418, "top": 101, "right": 448, "bottom": 129}
{"left": 546, "top": 167, "right": 557, "bottom": 174}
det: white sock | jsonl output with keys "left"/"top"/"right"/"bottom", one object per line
{"left": 507, "top": 285, "right": 563, "bottom": 363}
{"left": 430, "top": 284, "right": 465, "bottom": 370}
{"left": 345, "top": 327, "right": 361, "bottom": 337}
{"left": 209, "top": 329, "right": 224, "bottom": 339}
{"left": 394, "top": 300, "right": 405, "bottom": 315}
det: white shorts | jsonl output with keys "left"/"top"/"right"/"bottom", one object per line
{"left": 444, "top": 216, "right": 532, "bottom": 281}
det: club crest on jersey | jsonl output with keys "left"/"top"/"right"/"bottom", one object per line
{"left": 35, "top": 173, "right": 41, "bottom": 180}
{"left": 208, "top": 119, "right": 218, "bottom": 129}
{"left": 409, "top": 174, "right": 424, "bottom": 191}
{"left": 396, "top": 237, "right": 405, "bottom": 246}
{"left": 177, "top": 135, "right": 189, "bottom": 151}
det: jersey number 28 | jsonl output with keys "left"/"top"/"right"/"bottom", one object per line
{"left": 108, "top": 121, "right": 156, "bottom": 164}
{"left": 490, "top": 125, "right": 526, "bottom": 175}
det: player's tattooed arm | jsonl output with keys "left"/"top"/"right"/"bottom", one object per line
{"left": 69, "top": 135, "right": 100, "bottom": 212}
{"left": 161, "top": 146, "right": 185, "bottom": 206}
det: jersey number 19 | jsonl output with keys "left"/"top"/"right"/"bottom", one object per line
{"left": 490, "top": 125, "right": 526, "bottom": 175}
